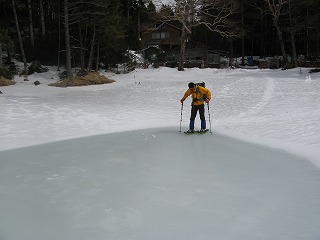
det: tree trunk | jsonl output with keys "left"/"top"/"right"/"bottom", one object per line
{"left": 39, "top": 0, "right": 46, "bottom": 39}
{"left": 0, "top": 42, "right": 3, "bottom": 68}
{"left": 241, "top": 3, "right": 245, "bottom": 65}
{"left": 12, "top": 0, "right": 28, "bottom": 73}
{"left": 260, "top": 15, "right": 265, "bottom": 58}
{"left": 95, "top": 41, "right": 100, "bottom": 72}
{"left": 305, "top": 7, "right": 309, "bottom": 56}
{"left": 229, "top": 39, "right": 233, "bottom": 67}
{"left": 178, "top": 26, "right": 187, "bottom": 71}
{"left": 273, "top": 18, "right": 288, "bottom": 66}
{"left": 288, "top": 0, "right": 297, "bottom": 67}
{"left": 265, "top": 0, "right": 288, "bottom": 66}
{"left": 87, "top": 27, "right": 96, "bottom": 71}
{"left": 27, "top": 0, "right": 34, "bottom": 48}
{"left": 78, "top": 24, "right": 85, "bottom": 71}
{"left": 290, "top": 31, "right": 297, "bottom": 67}
{"left": 64, "top": 0, "right": 72, "bottom": 78}
{"left": 57, "top": 3, "right": 61, "bottom": 71}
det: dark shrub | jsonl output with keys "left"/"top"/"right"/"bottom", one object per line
{"left": 0, "top": 67, "right": 15, "bottom": 80}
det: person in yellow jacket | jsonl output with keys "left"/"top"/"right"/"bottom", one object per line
{"left": 180, "top": 82, "right": 211, "bottom": 133}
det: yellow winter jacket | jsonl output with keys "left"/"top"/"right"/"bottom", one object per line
{"left": 182, "top": 85, "right": 212, "bottom": 106}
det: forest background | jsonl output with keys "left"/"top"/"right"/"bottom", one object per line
{"left": 0, "top": 0, "right": 320, "bottom": 78}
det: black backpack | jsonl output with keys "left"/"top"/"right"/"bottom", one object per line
{"left": 196, "top": 82, "right": 205, "bottom": 88}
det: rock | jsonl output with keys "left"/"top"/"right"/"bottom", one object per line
{"left": 34, "top": 80, "right": 41, "bottom": 86}
{"left": 309, "top": 68, "right": 320, "bottom": 74}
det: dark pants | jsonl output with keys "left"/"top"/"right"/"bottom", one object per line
{"left": 189, "top": 104, "right": 206, "bottom": 130}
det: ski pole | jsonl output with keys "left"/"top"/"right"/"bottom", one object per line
{"left": 179, "top": 102, "right": 183, "bottom": 132}
{"left": 207, "top": 102, "right": 212, "bottom": 135}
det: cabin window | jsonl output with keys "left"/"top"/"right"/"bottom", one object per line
{"left": 152, "top": 32, "right": 170, "bottom": 39}
{"left": 152, "top": 33, "right": 160, "bottom": 39}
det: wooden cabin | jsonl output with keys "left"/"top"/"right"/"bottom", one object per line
{"left": 140, "top": 22, "right": 181, "bottom": 56}
{"left": 140, "top": 22, "right": 223, "bottom": 67}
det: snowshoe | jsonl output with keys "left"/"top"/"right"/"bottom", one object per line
{"left": 184, "top": 129, "right": 195, "bottom": 134}
{"left": 197, "top": 129, "right": 209, "bottom": 134}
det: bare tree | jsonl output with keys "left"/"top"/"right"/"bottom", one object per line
{"left": 39, "top": 0, "right": 46, "bottom": 39}
{"left": 27, "top": 0, "right": 35, "bottom": 48}
{"left": 64, "top": 0, "right": 72, "bottom": 78}
{"left": 87, "top": 26, "right": 96, "bottom": 71}
{"left": 11, "top": 0, "right": 28, "bottom": 73}
{"left": 0, "top": 31, "right": 5, "bottom": 68}
{"left": 95, "top": 41, "right": 100, "bottom": 71}
{"left": 0, "top": 42, "right": 3, "bottom": 68}
{"left": 264, "top": 0, "right": 288, "bottom": 66}
{"left": 161, "top": 0, "right": 240, "bottom": 71}
{"left": 77, "top": 24, "right": 85, "bottom": 71}
{"left": 287, "top": 0, "right": 297, "bottom": 66}
{"left": 57, "top": 2, "right": 61, "bottom": 71}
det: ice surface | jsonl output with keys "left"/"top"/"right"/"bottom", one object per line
{"left": 1, "top": 128, "right": 320, "bottom": 240}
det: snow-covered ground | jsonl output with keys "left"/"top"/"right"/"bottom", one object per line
{"left": 1, "top": 67, "right": 319, "bottom": 165}
{"left": 0, "top": 66, "right": 320, "bottom": 240}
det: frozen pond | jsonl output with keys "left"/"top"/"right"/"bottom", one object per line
{"left": 1, "top": 128, "right": 320, "bottom": 240}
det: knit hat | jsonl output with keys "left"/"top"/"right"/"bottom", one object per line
{"left": 188, "top": 82, "right": 195, "bottom": 88}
